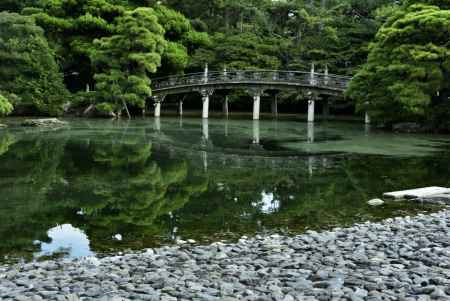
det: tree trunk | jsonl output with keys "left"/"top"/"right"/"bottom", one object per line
{"left": 121, "top": 99, "right": 131, "bottom": 119}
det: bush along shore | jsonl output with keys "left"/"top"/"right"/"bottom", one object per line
{"left": 2, "top": 210, "right": 450, "bottom": 301}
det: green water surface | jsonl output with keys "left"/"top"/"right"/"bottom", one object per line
{"left": 0, "top": 117, "right": 449, "bottom": 262}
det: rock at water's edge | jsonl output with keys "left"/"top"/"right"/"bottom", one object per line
{"left": 0, "top": 124, "right": 6, "bottom": 128}
{"left": 22, "top": 118, "right": 67, "bottom": 127}
{"left": 368, "top": 198, "right": 384, "bottom": 206}
{"left": 392, "top": 122, "right": 422, "bottom": 133}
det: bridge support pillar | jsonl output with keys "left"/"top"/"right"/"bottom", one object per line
{"left": 202, "top": 97, "right": 209, "bottom": 119}
{"left": 248, "top": 88, "right": 264, "bottom": 120}
{"left": 365, "top": 112, "right": 371, "bottom": 124}
{"left": 223, "top": 95, "right": 229, "bottom": 117}
{"left": 307, "top": 91, "right": 318, "bottom": 123}
{"left": 179, "top": 100, "right": 183, "bottom": 116}
{"left": 198, "top": 89, "right": 214, "bottom": 119}
{"left": 154, "top": 102, "right": 161, "bottom": 118}
{"left": 153, "top": 94, "right": 166, "bottom": 118}
{"left": 308, "top": 99, "right": 315, "bottom": 123}
{"left": 253, "top": 95, "right": 261, "bottom": 120}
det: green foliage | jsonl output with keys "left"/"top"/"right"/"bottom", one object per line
{"left": 347, "top": 3, "right": 450, "bottom": 126}
{"left": 152, "top": 5, "right": 210, "bottom": 75}
{"left": 92, "top": 7, "right": 167, "bottom": 115}
{"left": 0, "top": 0, "right": 447, "bottom": 127}
{"left": 0, "top": 94, "right": 13, "bottom": 116}
{"left": 0, "top": 12, "right": 68, "bottom": 115}
{"left": 25, "top": 0, "right": 126, "bottom": 92}
{"left": 190, "top": 32, "right": 282, "bottom": 70}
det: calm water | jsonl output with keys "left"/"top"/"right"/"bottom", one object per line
{"left": 0, "top": 117, "right": 449, "bottom": 262}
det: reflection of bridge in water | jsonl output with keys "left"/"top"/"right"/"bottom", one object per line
{"left": 151, "top": 65, "right": 353, "bottom": 122}
{"left": 152, "top": 118, "right": 352, "bottom": 177}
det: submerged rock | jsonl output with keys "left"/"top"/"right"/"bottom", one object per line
{"left": 368, "top": 198, "right": 384, "bottom": 206}
{"left": 22, "top": 118, "right": 67, "bottom": 127}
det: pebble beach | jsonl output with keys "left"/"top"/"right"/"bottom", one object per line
{"left": 2, "top": 210, "right": 450, "bottom": 301}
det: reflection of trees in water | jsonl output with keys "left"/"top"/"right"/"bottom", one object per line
{"left": 175, "top": 154, "right": 445, "bottom": 240}
{"left": 0, "top": 133, "right": 15, "bottom": 157}
{"left": 0, "top": 132, "right": 67, "bottom": 257}
{"left": 0, "top": 130, "right": 208, "bottom": 257}
{"left": 49, "top": 133, "right": 208, "bottom": 251}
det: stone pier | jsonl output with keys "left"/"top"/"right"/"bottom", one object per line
{"left": 153, "top": 94, "right": 166, "bottom": 118}
{"left": 179, "top": 100, "right": 183, "bottom": 116}
{"left": 248, "top": 89, "right": 264, "bottom": 120}
{"left": 365, "top": 112, "right": 371, "bottom": 124}
{"left": 199, "top": 89, "right": 214, "bottom": 119}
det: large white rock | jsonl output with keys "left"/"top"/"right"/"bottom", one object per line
{"left": 384, "top": 187, "right": 450, "bottom": 200}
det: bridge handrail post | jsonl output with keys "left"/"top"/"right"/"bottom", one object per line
{"left": 204, "top": 63, "right": 208, "bottom": 84}
{"left": 310, "top": 63, "right": 317, "bottom": 86}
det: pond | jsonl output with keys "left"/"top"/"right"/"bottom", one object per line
{"left": 0, "top": 117, "right": 449, "bottom": 262}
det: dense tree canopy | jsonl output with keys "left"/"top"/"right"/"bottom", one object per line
{"left": 0, "top": 0, "right": 449, "bottom": 129}
{"left": 92, "top": 7, "right": 167, "bottom": 116}
{"left": 0, "top": 12, "right": 68, "bottom": 115}
{"left": 347, "top": 1, "right": 450, "bottom": 128}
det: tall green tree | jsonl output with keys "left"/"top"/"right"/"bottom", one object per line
{"left": 347, "top": 1, "right": 450, "bottom": 127}
{"left": 0, "top": 12, "right": 68, "bottom": 115}
{"left": 24, "top": 0, "right": 126, "bottom": 92}
{"left": 153, "top": 5, "right": 210, "bottom": 75}
{"left": 329, "top": 0, "right": 398, "bottom": 75}
{"left": 91, "top": 7, "right": 167, "bottom": 117}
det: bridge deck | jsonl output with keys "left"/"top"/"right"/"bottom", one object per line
{"left": 151, "top": 70, "right": 350, "bottom": 96}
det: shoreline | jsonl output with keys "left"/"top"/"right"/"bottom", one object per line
{"left": 1, "top": 115, "right": 448, "bottom": 134}
{"left": 2, "top": 210, "right": 450, "bottom": 300}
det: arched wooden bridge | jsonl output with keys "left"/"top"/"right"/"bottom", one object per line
{"left": 150, "top": 68, "right": 352, "bottom": 121}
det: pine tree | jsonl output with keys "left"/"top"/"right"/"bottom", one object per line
{"left": 347, "top": 2, "right": 450, "bottom": 126}
{"left": 91, "top": 7, "right": 167, "bottom": 117}
{"left": 0, "top": 12, "right": 68, "bottom": 115}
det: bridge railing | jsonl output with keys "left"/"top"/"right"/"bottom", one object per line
{"left": 151, "top": 70, "right": 351, "bottom": 91}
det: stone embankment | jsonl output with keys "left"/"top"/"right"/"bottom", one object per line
{"left": 21, "top": 118, "right": 67, "bottom": 127}
{"left": 2, "top": 211, "right": 450, "bottom": 301}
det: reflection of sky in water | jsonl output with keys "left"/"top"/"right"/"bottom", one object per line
{"left": 252, "top": 191, "right": 280, "bottom": 214}
{"left": 35, "top": 224, "right": 94, "bottom": 259}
